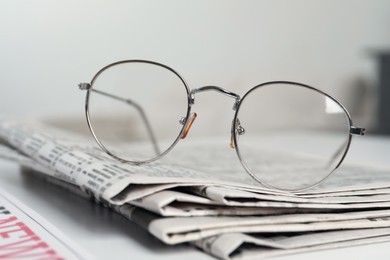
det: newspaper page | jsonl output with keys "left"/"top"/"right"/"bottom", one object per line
{"left": 117, "top": 205, "right": 390, "bottom": 244}
{"left": 1, "top": 120, "right": 390, "bottom": 259}
{"left": 193, "top": 229, "right": 390, "bottom": 259}
{"left": 2, "top": 125, "right": 390, "bottom": 213}
{"left": 0, "top": 187, "right": 93, "bottom": 259}
{"left": 1, "top": 120, "right": 390, "bottom": 203}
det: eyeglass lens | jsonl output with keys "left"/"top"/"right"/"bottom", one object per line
{"left": 235, "top": 82, "right": 351, "bottom": 191}
{"left": 87, "top": 61, "right": 189, "bottom": 162}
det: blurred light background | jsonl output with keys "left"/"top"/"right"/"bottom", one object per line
{"left": 0, "top": 0, "right": 389, "bottom": 137}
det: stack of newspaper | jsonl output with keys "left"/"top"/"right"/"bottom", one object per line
{"left": 1, "top": 120, "right": 390, "bottom": 259}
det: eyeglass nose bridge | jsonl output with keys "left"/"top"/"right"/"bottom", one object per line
{"left": 190, "top": 86, "right": 241, "bottom": 110}
{"left": 189, "top": 86, "right": 243, "bottom": 146}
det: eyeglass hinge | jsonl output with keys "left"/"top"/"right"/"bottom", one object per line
{"left": 78, "top": 82, "right": 91, "bottom": 90}
{"left": 350, "top": 126, "right": 366, "bottom": 136}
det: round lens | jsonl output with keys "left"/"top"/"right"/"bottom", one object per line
{"left": 86, "top": 60, "right": 190, "bottom": 163}
{"left": 234, "top": 82, "right": 351, "bottom": 191}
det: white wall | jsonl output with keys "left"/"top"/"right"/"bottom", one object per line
{"left": 1, "top": 0, "right": 389, "bottom": 134}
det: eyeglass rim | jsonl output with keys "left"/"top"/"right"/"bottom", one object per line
{"left": 84, "top": 59, "right": 192, "bottom": 164}
{"left": 232, "top": 80, "right": 354, "bottom": 192}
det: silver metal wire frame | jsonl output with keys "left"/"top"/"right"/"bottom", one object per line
{"left": 80, "top": 59, "right": 365, "bottom": 192}
{"left": 231, "top": 81, "right": 365, "bottom": 192}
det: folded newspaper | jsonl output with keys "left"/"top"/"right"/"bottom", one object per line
{"left": 1, "top": 120, "right": 390, "bottom": 259}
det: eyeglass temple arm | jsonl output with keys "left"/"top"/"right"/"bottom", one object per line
{"left": 326, "top": 126, "right": 366, "bottom": 168}
{"left": 78, "top": 83, "right": 161, "bottom": 156}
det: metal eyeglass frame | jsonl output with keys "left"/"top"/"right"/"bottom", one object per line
{"left": 79, "top": 59, "right": 366, "bottom": 192}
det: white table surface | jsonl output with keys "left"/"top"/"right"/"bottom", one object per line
{"left": 0, "top": 134, "right": 390, "bottom": 260}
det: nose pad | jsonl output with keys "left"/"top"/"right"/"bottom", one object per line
{"left": 180, "top": 112, "right": 197, "bottom": 139}
{"left": 230, "top": 134, "right": 236, "bottom": 149}
{"left": 230, "top": 119, "right": 245, "bottom": 148}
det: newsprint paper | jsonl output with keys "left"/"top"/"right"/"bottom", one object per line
{"left": 0, "top": 187, "right": 93, "bottom": 259}
{"left": 1, "top": 120, "right": 390, "bottom": 259}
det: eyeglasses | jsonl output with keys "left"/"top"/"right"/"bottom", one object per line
{"left": 78, "top": 60, "right": 365, "bottom": 192}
